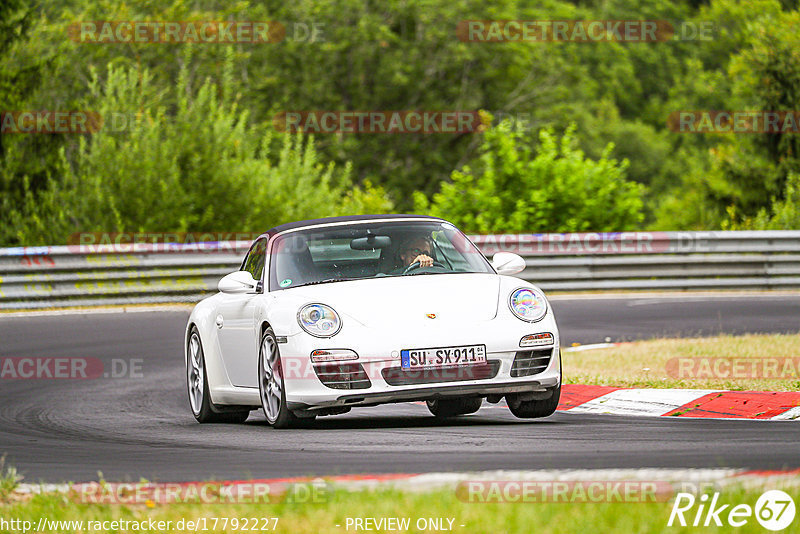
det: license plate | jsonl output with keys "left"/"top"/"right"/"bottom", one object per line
{"left": 401, "top": 344, "right": 487, "bottom": 369}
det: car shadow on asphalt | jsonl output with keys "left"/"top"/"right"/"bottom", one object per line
{"left": 243, "top": 412, "right": 566, "bottom": 430}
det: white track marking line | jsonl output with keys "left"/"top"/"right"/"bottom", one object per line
{"left": 772, "top": 406, "right": 800, "bottom": 420}
{"left": 568, "top": 388, "right": 721, "bottom": 416}
{"left": 0, "top": 305, "right": 193, "bottom": 318}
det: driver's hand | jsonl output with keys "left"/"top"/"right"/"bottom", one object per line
{"left": 412, "top": 254, "right": 434, "bottom": 267}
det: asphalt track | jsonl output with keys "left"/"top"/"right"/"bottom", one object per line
{"left": 1, "top": 294, "right": 799, "bottom": 483}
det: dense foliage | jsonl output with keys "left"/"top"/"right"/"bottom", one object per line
{"left": 417, "top": 123, "right": 642, "bottom": 233}
{"left": 1, "top": 0, "right": 799, "bottom": 245}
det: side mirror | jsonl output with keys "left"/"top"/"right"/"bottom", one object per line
{"left": 491, "top": 252, "right": 526, "bottom": 275}
{"left": 218, "top": 271, "right": 259, "bottom": 294}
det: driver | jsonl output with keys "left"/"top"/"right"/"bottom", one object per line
{"left": 393, "top": 236, "right": 435, "bottom": 272}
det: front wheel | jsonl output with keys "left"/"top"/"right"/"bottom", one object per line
{"left": 427, "top": 397, "right": 482, "bottom": 418}
{"left": 259, "top": 327, "right": 304, "bottom": 429}
{"left": 186, "top": 327, "right": 250, "bottom": 424}
{"left": 507, "top": 384, "right": 561, "bottom": 419}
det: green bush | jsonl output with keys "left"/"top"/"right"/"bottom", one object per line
{"left": 723, "top": 172, "right": 800, "bottom": 230}
{"left": 415, "top": 122, "right": 644, "bottom": 234}
{"left": 3, "top": 57, "right": 392, "bottom": 245}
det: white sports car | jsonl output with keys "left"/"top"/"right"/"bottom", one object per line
{"left": 185, "top": 215, "right": 561, "bottom": 428}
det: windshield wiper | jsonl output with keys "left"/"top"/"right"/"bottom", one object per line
{"left": 296, "top": 277, "right": 358, "bottom": 287}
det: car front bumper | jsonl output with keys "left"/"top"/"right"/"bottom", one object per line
{"left": 279, "top": 315, "right": 561, "bottom": 410}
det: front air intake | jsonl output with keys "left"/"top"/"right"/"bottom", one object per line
{"left": 510, "top": 348, "right": 552, "bottom": 377}
{"left": 313, "top": 362, "right": 371, "bottom": 390}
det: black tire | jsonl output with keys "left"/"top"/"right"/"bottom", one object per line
{"left": 258, "top": 327, "right": 303, "bottom": 429}
{"left": 426, "top": 397, "right": 483, "bottom": 418}
{"left": 507, "top": 383, "right": 561, "bottom": 419}
{"left": 187, "top": 327, "right": 250, "bottom": 424}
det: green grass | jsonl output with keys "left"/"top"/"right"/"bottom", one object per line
{"left": 0, "top": 456, "right": 21, "bottom": 503}
{"left": 564, "top": 333, "right": 800, "bottom": 391}
{"left": 2, "top": 485, "right": 799, "bottom": 533}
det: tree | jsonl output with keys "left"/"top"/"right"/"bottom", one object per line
{"left": 4, "top": 59, "right": 392, "bottom": 245}
{"left": 416, "top": 122, "right": 643, "bottom": 234}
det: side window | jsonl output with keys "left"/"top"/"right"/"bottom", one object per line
{"left": 240, "top": 242, "right": 255, "bottom": 272}
{"left": 243, "top": 239, "right": 267, "bottom": 281}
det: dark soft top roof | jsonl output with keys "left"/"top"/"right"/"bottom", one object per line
{"left": 263, "top": 214, "right": 445, "bottom": 238}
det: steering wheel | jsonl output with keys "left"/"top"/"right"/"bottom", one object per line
{"left": 402, "top": 260, "right": 446, "bottom": 275}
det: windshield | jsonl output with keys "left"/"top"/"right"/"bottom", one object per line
{"left": 268, "top": 220, "right": 493, "bottom": 290}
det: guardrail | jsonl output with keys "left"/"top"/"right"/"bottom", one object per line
{"left": 1, "top": 231, "right": 799, "bottom": 309}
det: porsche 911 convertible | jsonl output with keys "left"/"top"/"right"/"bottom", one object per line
{"left": 185, "top": 214, "right": 561, "bottom": 428}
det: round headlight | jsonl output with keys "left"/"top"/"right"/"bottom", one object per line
{"left": 297, "top": 303, "right": 341, "bottom": 337}
{"left": 509, "top": 288, "right": 547, "bottom": 322}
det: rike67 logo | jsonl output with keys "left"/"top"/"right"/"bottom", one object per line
{"left": 669, "top": 490, "right": 796, "bottom": 531}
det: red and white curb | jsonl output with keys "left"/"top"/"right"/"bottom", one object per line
{"left": 15, "top": 468, "right": 800, "bottom": 497}
{"left": 558, "top": 385, "right": 800, "bottom": 420}
{"left": 558, "top": 342, "right": 799, "bottom": 420}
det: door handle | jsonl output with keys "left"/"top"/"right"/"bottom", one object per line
{"left": 215, "top": 315, "right": 224, "bottom": 329}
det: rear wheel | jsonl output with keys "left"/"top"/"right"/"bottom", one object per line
{"left": 187, "top": 327, "right": 250, "bottom": 424}
{"left": 426, "top": 397, "right": 482, "bottom": 418}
